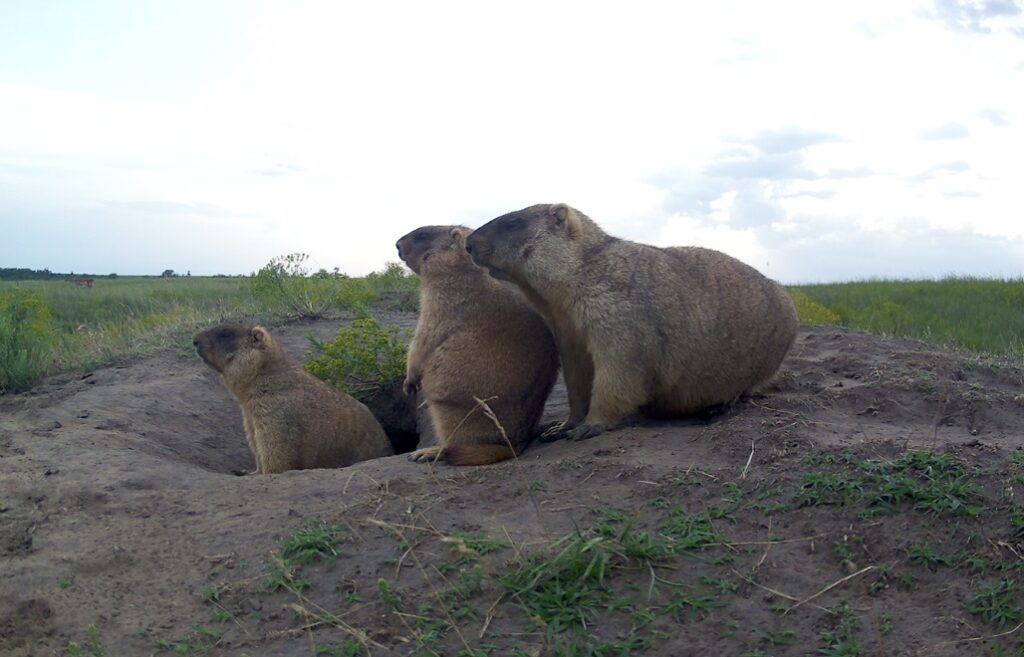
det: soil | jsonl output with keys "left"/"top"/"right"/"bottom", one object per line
{"left": 2, "top": 313, "right": 1024, "bottom": 657}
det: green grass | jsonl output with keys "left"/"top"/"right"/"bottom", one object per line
{"left": 2, "top": 272, "right": 1019, "bottom": 393}
{"left": 0, "top": 262, "right": 418, "bottom": 393}
{"left": 796, "top": 450, "right": 985, "bottom": 518}
{"left": 788, "top": 277, "right": 1024, "bottom": 359}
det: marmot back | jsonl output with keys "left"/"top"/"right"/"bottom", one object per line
{"left": 396, "top": 225, "right": 559, "bottom": 465}
{"left": 465, "top": 203, "right": 798, "bottom": 441}
{"left": 194, "top": 324, "right": 394, "bottom": 473}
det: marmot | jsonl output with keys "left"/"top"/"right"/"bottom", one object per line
{"left": 465, "top": 203, "right": 798, "bottom": 441}
{"left": 193, "top": 324, "right": 394, "bottom": 473}
{"left": 396, "top": 225, "right": 559, "bottom": 465}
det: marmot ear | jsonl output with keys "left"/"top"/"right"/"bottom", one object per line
{"left": 449, "top": 226, "right": 470, "bottom": 247}
{"left": 549, "top": 203, "right": 582, "bottom": 239}
{"left": 251, "top": 326, "right": 270, "bottom": 346}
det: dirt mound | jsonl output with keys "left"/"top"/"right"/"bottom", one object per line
{"left": 1, "top": 316, "right": 1023, "bottom": 656}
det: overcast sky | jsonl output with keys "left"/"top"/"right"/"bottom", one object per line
{"left": 1, "top": 0, "right": 1022, "bottom": 282}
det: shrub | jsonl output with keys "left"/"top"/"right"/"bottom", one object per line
{"left": 250, "top": 253, "right": 342, "bottom": 319}
{"left": 0, "top": 290, "right": 57, "bottom": 393}
{"left": 304, "top": 318, "right": 408, "bottom": 400}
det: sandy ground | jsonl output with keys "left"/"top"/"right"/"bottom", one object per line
{"left": 2, "top": 313, "right": 1023, "bottom": 656}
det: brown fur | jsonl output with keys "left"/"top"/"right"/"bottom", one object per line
{"left": 395, "top": 225, "right": 559, "bottom": 465}
{"left": 193, "top": 324, "right": 393, "bottom": 473}
{"left": 466, "top": 203, "right": 799, "bottom": 440}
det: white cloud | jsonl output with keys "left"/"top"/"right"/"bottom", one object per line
{"left": 1, "top": 1, "right": 1022, "bottom": 281}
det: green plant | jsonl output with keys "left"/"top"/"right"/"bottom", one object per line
{"left": 265, "top": 558, "right": 309, "bottom": 592}
{"left": 659, "top": 507, "right": 719, "bottom": 551}
{"left": 969, "top": 580, "right": 1023, "bottom": 629}
{"left": 0, "top": 289, "right": 56, "bottom": 392}
{"left": 154, "top": 625, "right": 220, "bottom": 656}
{"left": 317, "top": 642, "right": 362, "bottom": 657}
{"left": 377, "top": 577, "right": 400, "bottom": 611}
{"left": 304, "top": 318, "right": 408, "bottom": 400}
{"left": 65, "top": 624, "right": 105, "bottom": 657}
{"left": 818, "top": 602, "right": 862, "bottom": 656}
{"left": 660, "top": 587, "right": 725, "bottom": 622}
{"left": 365, "top": 261, "right": 419, "bottom": 312}
{"left": 500, "top": 532, "right": 616, "bottom": 633}
{"left": 760, "top": 629, "right": 797, "bottom": 646}
{"left": 250, "top": 252, "right": 360, "bottom": 319}
{"left": 796, "top": 450, "right": 985, "bottom": 518}
{"left": 907, "top": 543, "right": 950, "bottom": 570}
{"left": 279, "top": 521, "right": 343, "bottom": 563}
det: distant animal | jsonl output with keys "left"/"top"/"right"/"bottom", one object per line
{"left": 67, "top": 277, "right": 94, "bottom": 288}
{"left": 396, "top": 225, "right": 559, "bottom": 466}
{"left": 193, "top": 324, "right": 393, "bottom": 473}
{"left": 465, "top": 203, "right": 798, "bottom": 441}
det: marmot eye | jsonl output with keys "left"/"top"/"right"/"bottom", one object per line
{"left": 415, "top": 232, "right": 430, "bottom": 241}
{"left": 503, "top": 219, "right": 522, "bottom": 231}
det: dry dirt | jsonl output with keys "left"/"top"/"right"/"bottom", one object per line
{"left": 2, "top": 313, "right": 1024, "bottom": 657}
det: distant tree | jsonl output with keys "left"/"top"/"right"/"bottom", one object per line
{"left": 109, "top": 273, "right": 118, "bottom": 279}
{"left": 186, "top": 270, "right": 191, "bottom": 277}
{"left": 161, "top": 269, "right": 176, "bottom": 278}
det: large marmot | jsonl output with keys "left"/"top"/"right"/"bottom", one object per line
{"left": 194, "top": 324, "right": 394, "bottom": 473}
{"left": 465, "top": 203, "right": 798, "bottom": 441}
{"left": 396, "top": 225, "right": 559, "bottom": 465}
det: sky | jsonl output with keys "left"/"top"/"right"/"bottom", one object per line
{"left": 1, "top": 0, "right": 1022, "bottom": 283}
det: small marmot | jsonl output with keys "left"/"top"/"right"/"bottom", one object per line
{"left": 465, "top": 203, "right": 798, "bottom": 441}
{"left": 396, "top": 225, "right": 559, "bottom": 465}
{"left": 194, "top": 324, "right": 394, "bottom": 473}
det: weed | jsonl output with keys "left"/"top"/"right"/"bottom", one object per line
{"left": 58, "top": 574, "right": 74, "bottom": 589}
{"left": 797, "top": 450, "right": 985, "bottom": 518}
{"left": 761, "top": 629, "right": 797, "bottom": 646}
{"left": 154, "top": 625, "right": 220, "bottom": 656}
{"left": 702, "top": 576, "right": 739, "bottom": 594}
{"left": 650, "top": 496, "right": 670, "bottom": 510}
{"left": 316, "top": 642, "right": 361, "bottom": 657}
{"left": 65, "top": 624, "right": 105, "bottom": 657}
{"left": 969, "top": 580, "right": 1023, "bottom": 629}
{"left": 833, "top": 538, "right": 854, "bottom": 563}
{"left": 818, "top": 602, "right": 862, "bottom": 656}
{"left": 660, "top": 586, "right": 725, "bottom": 622}
{"left": 500, "top": 532, "right": 616, "bottom": 633}
{"left": 446, "top": 533, "right": 510, "bottom": 557}
{"left": 377, "top": 577, "right": 400, "bottom": 611}
{"left": 958, "top": 552, "right": 991, "bottom": 574}
{"left": 1011, "top": 509, "right": 1024, "bottom": 537}
{"left": 907, "top": 543, "right": 950, "bottom": 570}
{"left": 265, "top": 558, "right": 309, "bottom": 592}
{"left": 618, "top": 528, "right": 674, "bottom": 564}
{"left": 659, "top": 507, "right": 719, "bottom": 551}
{"left": 279, "top": 521, "right": 343, "bottom": 563}
{"left": 305, "top": 319, "right": 408, "bottom": 400}
{"left": 250, "top": 253, "right": 370, "bottom": 319}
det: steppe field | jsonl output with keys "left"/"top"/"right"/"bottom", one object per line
{"left": 2, "top": 271, "right": 1024, "bottom": 657}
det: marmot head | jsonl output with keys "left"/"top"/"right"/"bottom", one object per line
{"left": 465, "top": 204, "right": 589, "bottom": 283}
{"left": 395, "top": 225, "right": 473, "bottom": 276}
{"left": 193, "top": 324, "right": 277, "bottom": 375}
